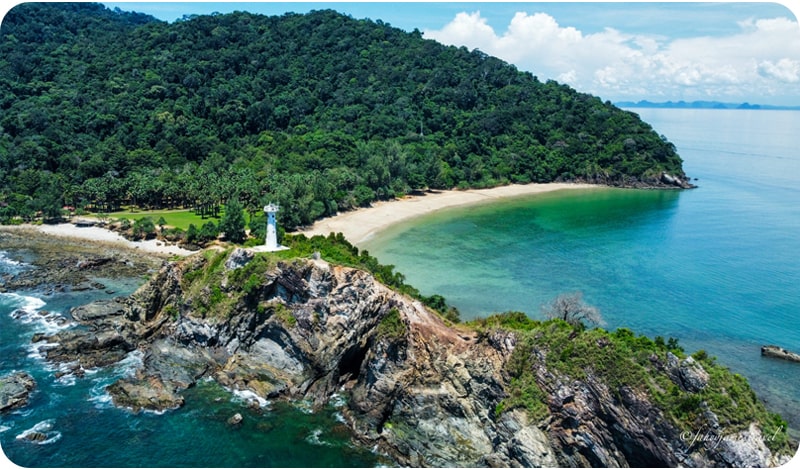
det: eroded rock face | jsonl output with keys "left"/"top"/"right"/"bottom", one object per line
{"left": 27, "top": 254, "right": 792, "bottom": 467}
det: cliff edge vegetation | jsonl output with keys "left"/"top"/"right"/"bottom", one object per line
{"left": 2, "top": 3, "right": 690, "bottom": 228}
{"left": 26, "top": 237, "right": 795, "bottom": 467}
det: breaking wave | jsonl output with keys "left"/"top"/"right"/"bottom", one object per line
{"left": 15, "top": 419, "right": 62, "bottom": 445}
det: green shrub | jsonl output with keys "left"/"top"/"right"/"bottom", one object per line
{"left": 132, "top": 216, "right": 156, "bottom": 239}
{"left": 243, "top": 274, "right": 261, "bottom": 294}
{"left": 273, "top": 303, "right": 296, "bottom": 327}
{"left": 375, "top": 308, "right": 406, "bottom": 341}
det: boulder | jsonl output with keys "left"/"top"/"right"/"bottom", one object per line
{"left": 225, "top": 248, "right": 253, "bottom": 271}
{"left": 0, "top": 371, "right": 37, "bottom": 413}
{"left": 142, "top": 339, "right": 215, "bottom": 390}
{"left": 227, "top": 413, "right": 243, "bottom": 426}
{"left": 666, "top": 352, "right": 709, "bottom": 392}
{"left": 35, "top": 328, "right": 134, "bottom": 369}
{"left": 678, "top": 356, "right": 710, "bottom": 392}
{"left": 69, "top": 297, "right": 127, "bottom": 322}
{"left": 761, "top": 345, "right": 800, "bottom": 363}
{"left": 659, "top": 171, "right": 696, "bottom": 189}
{"left": 106, "top": 376, "right": 185, "bottom": 413}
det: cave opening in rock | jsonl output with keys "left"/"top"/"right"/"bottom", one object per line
{"left": 338, "top": 343, "right": 369, "bottom": 382}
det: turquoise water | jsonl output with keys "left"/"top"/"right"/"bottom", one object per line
{"left": 0, "top": 261, "right": 381, "bottom": 467}
{"left": 365, "top": 109, "right": 800, "bottom": 433}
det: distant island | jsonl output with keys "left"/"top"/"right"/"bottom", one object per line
{"left": 616, "top": 100, "right": 800, "bottom": 111}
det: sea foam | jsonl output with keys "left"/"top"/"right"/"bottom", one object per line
{"left": 5, "top": 292, "right": 72, "bottom": 337}
{"left": 0, "top": 250, "right": 27, "bottom": 272}
{"left": 231, "top": 388, "right": 270, "bottom": 408}
{"left": 306, "top": 428, "right": 333, "bottom": 447}
{"left": 113, "top": 350, "right": 144, "bottom": 378}
{"left": 15, "top": 419, "right": 62, "bottom": 445}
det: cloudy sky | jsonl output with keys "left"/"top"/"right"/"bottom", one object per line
{"left": 86, "top": 3, "right": 800, "bottom": 105}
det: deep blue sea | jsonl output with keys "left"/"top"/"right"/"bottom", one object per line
{"left": 365, "top": 109, "right": 800, "bottom": 436}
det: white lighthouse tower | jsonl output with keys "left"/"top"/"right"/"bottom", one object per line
{"left": 262, "top": 203, "right": 287, "bottom": 252}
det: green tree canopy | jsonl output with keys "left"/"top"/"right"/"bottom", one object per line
{"left": 219, "top": 199, "right": 246, "bottom": 244}
{"left": 0, "top": 4, "right": 689, "bottom": 229}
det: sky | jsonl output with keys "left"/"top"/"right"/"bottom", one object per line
{"left": 14, "top": 2, "right": 800, "bottom": 105}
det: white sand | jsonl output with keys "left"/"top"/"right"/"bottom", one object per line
{"left": 296, "top": 183, "right": 598, "bottom": 245}
{"left": 14, "top": 223, "right": 194, "bottom": 257}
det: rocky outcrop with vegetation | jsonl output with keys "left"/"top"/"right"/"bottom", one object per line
{"left": 30, "top": 246, "right": 795, "bottom": 467}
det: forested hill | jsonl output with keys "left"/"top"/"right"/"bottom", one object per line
{"left": 1, "top": 3, "right": 687, "bottom": 229}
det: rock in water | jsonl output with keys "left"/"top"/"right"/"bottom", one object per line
{"left": 227, "top": 413, "right": 243, "bottom": 426}
{"left": 106, "top": 377, "right": 185, "bottom": 413}
{"left": 0, "top": 371, "right": 37, "bottom": 413}
{"left": 24, "top": 431, "right": 48, "bottom": 442}
{"left": 761, "top": 345, "right": 800, "bottom": 363}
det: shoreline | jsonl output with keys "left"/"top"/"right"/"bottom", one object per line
{"left": 0, "top": 224, "right": 194, "bottom": 257}
{"left": 0, "top": 183, "right": 597, "bottom": 255}
{"left": 295, "top": 182, "right": 599, "bottom": 245}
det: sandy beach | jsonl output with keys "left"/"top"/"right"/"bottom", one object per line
{"left": 0, "top": 223, "right": 194, "bottom": 257}
{"left": 296, "top": 182, "right": 597, "bottom": 245}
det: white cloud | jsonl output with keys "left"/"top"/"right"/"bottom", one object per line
{"left": 758, "top": 58, "right": 800, "bottom": 82}
{"left": 424, "top": 11, "right": 800, "bottom": 104}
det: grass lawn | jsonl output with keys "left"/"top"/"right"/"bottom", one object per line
{"left": 98, "top": 209, "right": 216, "bottom": 231}
{"left": 94, "top": 207, "right": 252, "bottom": 231}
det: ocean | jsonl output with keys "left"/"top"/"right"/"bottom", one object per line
{"left": 2, "top": 108, "right": 799, "bottom": 466}
{"left": 365, "top": 108, "right": 800, "bottom": 436}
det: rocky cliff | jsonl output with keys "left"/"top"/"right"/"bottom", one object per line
{"left": 33, "top": 249, "right": 794, "bottom": 467}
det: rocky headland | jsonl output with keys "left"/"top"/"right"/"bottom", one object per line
{"left": 22, "top": 245, "right": 794, "bottom": 467}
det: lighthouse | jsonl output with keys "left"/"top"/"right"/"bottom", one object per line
{"left": 263, "top": 203, "right": 286, "bottom": 251}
